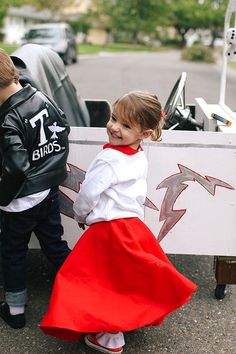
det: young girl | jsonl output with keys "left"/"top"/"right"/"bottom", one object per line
{"left": 40, "top": 91, "right": 197, "bottom": 353}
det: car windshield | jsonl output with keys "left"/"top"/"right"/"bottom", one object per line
{"left": 25, "top": 28, "right": 63, "bottom": 40}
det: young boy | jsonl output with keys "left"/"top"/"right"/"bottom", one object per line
{"left": 0, "top": 48, "right": 71, "bottom": 329}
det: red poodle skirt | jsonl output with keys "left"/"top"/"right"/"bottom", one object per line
{"left": 40, "top": 218, "right": 197, "bottom": 340}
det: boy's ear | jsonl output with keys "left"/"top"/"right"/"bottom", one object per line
{"left": 142, "top": 129, "right": 153, "bottom": 139}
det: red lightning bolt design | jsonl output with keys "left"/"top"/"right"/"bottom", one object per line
{"left": 156, "top": 164, "right": 234, "bottom": 242}
{"left": 59, "top": 163, "right": 86, "bottom": 218}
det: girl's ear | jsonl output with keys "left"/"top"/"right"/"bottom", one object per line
{"left": 141, "top": 129, "right": 153, "bottom": 139}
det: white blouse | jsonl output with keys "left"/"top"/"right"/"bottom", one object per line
{"left": 73, "top": 146, "right": 148, "bottom": 225}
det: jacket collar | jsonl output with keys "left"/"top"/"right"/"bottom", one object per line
{"left": 0, "top": 84, "right": 37, "bottom": 118}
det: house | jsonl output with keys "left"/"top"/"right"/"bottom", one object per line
{"left": 2, "top": 5, "right": 60, "bottom": 44}
{"left": 3, "top": 2, "right": 109, "bottom": 45}
{"left": 61, "top": 0, "right": 109, "bottom": 44}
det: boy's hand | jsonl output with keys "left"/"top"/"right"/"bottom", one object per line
{"left": 78, "top": 222, "right": 85, "bottom": 230}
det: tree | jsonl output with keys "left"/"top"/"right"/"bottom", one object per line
{"left": 0, "top": 8, "right": 6, "bottom": 30}
{"left": 0, "top": 0, "right": 80, "bottom": 15}
{"left": 1, "top": 0, "right": 227, "bottom": 47}
{"left": 197, "top": 0, "right": 227, "bottom": 46}
{"left": 30, "top": 0, "right": 75, "bottom": 13}
{"left": 69, "top": 13, "right": 91, "bottom": 43}
{"left": 0, "top": 0, "right": 30, "bottom": 7}
{"left": 167, "top": 0, "right": 205, "bottom": 46}
{"left": 0, "top": 0, "right": 30, "bottom": 35}
{"left": 168, "top": 0, "right": 227, "bottom": 47}
{"left": 91, "top": 0, "right": 169, "bottom": 44}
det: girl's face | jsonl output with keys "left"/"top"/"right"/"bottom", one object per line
{"left": 106, "top": 113, "right": 151, "bottom": 149}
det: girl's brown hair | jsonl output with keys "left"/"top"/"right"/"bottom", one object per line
{"left": 0, "top": 48, "right": 19, "bottom": 88}
{"left": 112, "top": 90, "right": 164, "bottom": 141}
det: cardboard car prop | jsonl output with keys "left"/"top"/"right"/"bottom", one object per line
{"left": 11, "top": 0, "right": 236, "bottom": 299}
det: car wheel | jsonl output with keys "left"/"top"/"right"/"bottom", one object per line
{"left": 72, "top": 55, "right": 78, "bottom": 63}
{"left": 72, "top": 46, "right": 78, "bottom": 63}
{"left": 63, "top": 48, "right": 73, "bottom": 66}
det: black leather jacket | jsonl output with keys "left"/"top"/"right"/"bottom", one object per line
{"left": 0, "top": 84, "right": 70, "bottom": 206}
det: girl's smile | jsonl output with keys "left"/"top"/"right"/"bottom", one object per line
{"left": 107, "top": 114, "right": 151, "bottom": 150}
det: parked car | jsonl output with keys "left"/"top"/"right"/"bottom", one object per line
{"left": 22, "top": 23, "right": 78, "bottom": 65}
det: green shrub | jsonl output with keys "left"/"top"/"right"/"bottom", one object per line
{"left": 0, "top": 31, "right": 4, "bottom": 41}
{"left": 181, "top": 45, "right": 215, "bottom": 63}
{"left": 161, "top": 37, "right": 183, "bottom": 48}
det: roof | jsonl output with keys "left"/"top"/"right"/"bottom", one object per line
{"left": 25, "top": 23, "right": 70, "bottom": 30}
{"left": 8, "top": 5, "right": 60, "bottom": 21}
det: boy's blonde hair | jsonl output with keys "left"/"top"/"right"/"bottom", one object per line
{"left": 113, "top": 90, "right": 164, "bottom": 141}
{"left": 0, "top": 48, "right": 19, "bottom": 88}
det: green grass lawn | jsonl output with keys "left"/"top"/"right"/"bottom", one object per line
{"left": 78, "top": 43, "right": 162, "bottom": 55}
{"left": 1, "top": 42, "right": 234, "bottom": 70}
{"left": 0, "top": 42, "right": 162, "bottom": 56}
{"left": 0, "top": 43, "right": 19, "bottom": 54}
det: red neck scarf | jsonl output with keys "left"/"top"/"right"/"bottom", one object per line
{"left": 103, "top": 143, "right": 142, "bottom": 155}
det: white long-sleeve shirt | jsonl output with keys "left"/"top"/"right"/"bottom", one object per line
{"left": 73, "top": 145, "right": 148, "bottom": 225}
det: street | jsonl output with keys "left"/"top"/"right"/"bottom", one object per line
{"left": 0, "top": 50, "right": 236, "bottom": 354}
{"left": 67, "top": 50, "right": 236, "bottom": 110}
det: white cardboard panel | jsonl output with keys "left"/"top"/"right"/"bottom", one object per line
{"left": 30, "top": 128, "right": 236, "bottom": 256}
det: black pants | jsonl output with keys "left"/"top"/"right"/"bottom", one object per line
{"left": 0, "top": 187, "right": 70, "bottom": 303}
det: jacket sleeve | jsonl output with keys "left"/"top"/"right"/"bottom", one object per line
{"left": 73, "top": 158, "right": 116, "bottom": 224}
{"left": 0, "top": 121, "right": 30, "bottom": 206}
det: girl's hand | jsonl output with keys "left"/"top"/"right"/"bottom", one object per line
{"left": 78, "top": 222, "right": 85, "bottom": 230}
